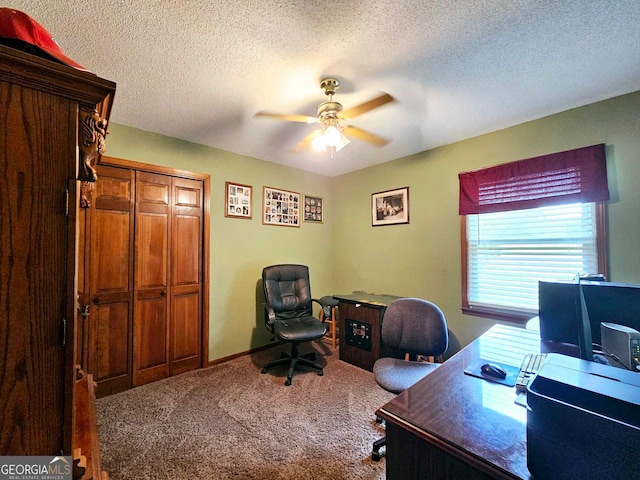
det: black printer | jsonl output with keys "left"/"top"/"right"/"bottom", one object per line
{"left": 526, "top": 353, "right": 640, "bottom": 480}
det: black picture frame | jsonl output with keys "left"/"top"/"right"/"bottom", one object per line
{"left": 371, "top": 187, "right": 410, "bottom": 226}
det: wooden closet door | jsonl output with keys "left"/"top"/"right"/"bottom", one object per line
{"left": 133, "top": 171, "right": 171, "bottom": 386}
{"left": 88, "top": 165, "right": 135, "bottom": 396}
{"left": 170, "top": 177, "right": 203, "bottom": 375}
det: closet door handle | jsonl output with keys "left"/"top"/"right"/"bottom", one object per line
{"left": 161, "top": 291, "right": 167, "bottom": 297}
{"left": 93, "top": 297, "right": 100, "bottom": 304}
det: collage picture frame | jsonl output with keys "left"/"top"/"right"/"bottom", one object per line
{"left": 263, "top": 186, "right": 300, "bottom": 227}
{"left": 225, "top": 181, "right": 252, "bottom": 219}
{"left": 303, "top": 195, "right": 323, "bottom": 223}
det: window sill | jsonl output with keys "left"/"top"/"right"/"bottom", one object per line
{"left": 461, "top": 305, "right": 535, "bottom": 325}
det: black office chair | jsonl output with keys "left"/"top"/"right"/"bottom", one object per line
{"left": 261, "top": 264, "right": 338, "bottom": 386}
{"left": 371, "top": 297, "right": 448, "bottom": 461}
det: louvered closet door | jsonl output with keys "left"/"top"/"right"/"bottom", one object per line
{"left": 133, "top": 171, "right": 171, "bottom": 386}
{"left": 170, "top": 177, "right": 203, "bottom": 375}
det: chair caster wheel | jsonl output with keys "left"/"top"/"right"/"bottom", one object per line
{"left": 317, "top": 370, "right": 324, "bottom": 376}
{"left": 261, "top": 368, "right": 267, "bottom": 374}
{"left": 285, "top": 379, "right": 292, "bottom": 386}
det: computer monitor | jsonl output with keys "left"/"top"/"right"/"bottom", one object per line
{"left": 575, "top": 277, "right": 594, "bottom": 361}
{"left": 539, "top": 279, "right": 640, "bottom": 347}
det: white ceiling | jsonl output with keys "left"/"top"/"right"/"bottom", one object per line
{"left": 7, "top": 1, "right": 640, "bottom": 176}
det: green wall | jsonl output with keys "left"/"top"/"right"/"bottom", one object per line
{"left": 333, "top": 91, "right": 640, "bottom": 347}
{"left": 106, "top": 90, "right": 640, "bottom": 360}
{"left": 105, "top": 125, "right": 334, "bottom": 361}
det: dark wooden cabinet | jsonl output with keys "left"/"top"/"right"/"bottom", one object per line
{"left": 0, "top": 44, "right": 114, "bottom": 476}
{"left": 336, "top": 294, "right": 402, "bottom": 371}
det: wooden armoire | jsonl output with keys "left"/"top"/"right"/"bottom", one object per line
{"left": 0, "top": 44, "right": 115, "bottom": 477}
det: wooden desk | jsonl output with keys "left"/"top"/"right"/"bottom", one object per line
{"left": 334, "top": 293, "right": 402, "bottom": 371}
{"left": 376, "top": 324, "right": 541, "bottom": 480}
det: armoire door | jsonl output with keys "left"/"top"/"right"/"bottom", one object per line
{"left": 170, "top": 177, "right": 203, "bottom": 375}
{"left": 88, "top": 165, "right": 135, "bottom": 396}
{"left": 133, "top": 171, "right": 171, "bottom": 386}
{"left": 0, "top": 79, "right": 72, "bottom": 454}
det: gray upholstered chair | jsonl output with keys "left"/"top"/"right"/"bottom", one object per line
{"left": 261, "top": 264, "right": 338, "bottom": 386}
{"left": 371, "top": 297, "right": 448, "bottom": 461}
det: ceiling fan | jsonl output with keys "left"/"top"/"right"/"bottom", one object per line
{"left": 255, "top": 78, "right": 394, "bottom": 153}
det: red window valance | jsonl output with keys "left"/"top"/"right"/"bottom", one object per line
{"left": 458, "top": 144, "right": 609, "bottom": 215}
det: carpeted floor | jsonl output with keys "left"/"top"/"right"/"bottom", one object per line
{"left": 96, "top": 341, "right": 396, "bottom": 479}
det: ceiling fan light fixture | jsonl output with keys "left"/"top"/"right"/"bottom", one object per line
{"left": 256, "top": 77, "right": 392, "bottom": 154}
{"left": 324, "top": 124, "right": 342, "bottom": 145}
{"left": 334, "top": 129, "right": 351, "bottom": 152}
{"left": 311, "top": 132, "right": 328, "bottom": 152}
{"left": 312, "top": 123, "right": 351, "bottom": 152}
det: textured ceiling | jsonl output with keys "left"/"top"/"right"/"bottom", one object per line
{"left": 7, "top": 1, "right": 640, "bottom": 176}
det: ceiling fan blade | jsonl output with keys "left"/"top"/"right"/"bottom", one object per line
{"left": 341, "top": 93, "right": 394, "bottom": 119}
{"left": 343, "top": 125, "right": 389, "bottom": 147}
{"left": 255, "top": 111, "right": 320, "bottom": 124}
{"left": 293, "top": 129, "right": 322, "bottom": 152}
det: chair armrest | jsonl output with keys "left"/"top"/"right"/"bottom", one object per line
{"left": 313, "top": 296, "right": 339, "bottom": 321}
{"left": 264, "top": 304, "right": 277, "bottom": 332}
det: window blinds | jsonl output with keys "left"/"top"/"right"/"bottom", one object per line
{"left": 466, "top": 202, "right": 598, "bottom": 312}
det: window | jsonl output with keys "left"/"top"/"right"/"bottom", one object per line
{"left": 458, "top": 144, "right": 609, "bottom": 323}
{"left": 462, "top": 202, "right": 607, "bottom": 322}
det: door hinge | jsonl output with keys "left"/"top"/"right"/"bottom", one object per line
{"left": 65, "top": 189, "right": 69, "bottom": 217}
{"left": 78, "top": 304, "right": 90, "bottom": 319}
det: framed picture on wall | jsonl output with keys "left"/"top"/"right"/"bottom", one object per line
{"left": 303, "top": 195, "right": 323, "bottom": 223}
{"left": 263, "top": 186, "right": 300, "bottom": 227}
{"left": 225, "top": 181, "right": 252, "bottom": 219}
{"left": 371, "top": 187, "right": 410, "bottom": 226}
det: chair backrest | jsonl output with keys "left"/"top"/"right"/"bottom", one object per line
{"left": 381, "top": 298, "right": 448, "bottom": 357}
{"left": 262, "top": 264, "right": 313, "bottom": 319}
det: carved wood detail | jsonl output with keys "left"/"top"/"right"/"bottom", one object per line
{"left": 79, "top": 106, "right": 108, "bottom": 183}
{"left": 80, "top": 181, "right": 94, "bottom": 208}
